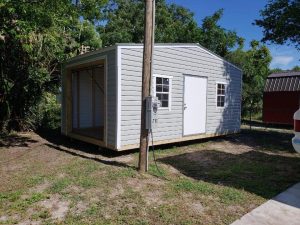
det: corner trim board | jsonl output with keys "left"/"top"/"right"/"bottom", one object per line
{"left": 116, "top": 46, "right": 122, "bottom": 149}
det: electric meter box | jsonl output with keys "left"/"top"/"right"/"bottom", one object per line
{"left": 145, "top": 96, "right": 160, "bottom": 130}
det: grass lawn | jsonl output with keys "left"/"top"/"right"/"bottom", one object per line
{"left": 0, "top": 127, "right": 299, "bottom": 224}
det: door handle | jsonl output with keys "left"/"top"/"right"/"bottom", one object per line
{"left": 184, "top": 104, "right": 187, "bottom": 110}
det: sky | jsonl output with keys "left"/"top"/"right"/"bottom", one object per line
{"left": 166, "top": 0, "right": 299, "bottom": 70}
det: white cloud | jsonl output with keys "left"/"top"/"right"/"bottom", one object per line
{"left": 269, "top": 45, "right": 299, "bottom": 69}
{"left": 272, "top": 56, "right": 294, "bottom": 66}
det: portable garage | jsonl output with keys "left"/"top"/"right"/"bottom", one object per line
{"left": 61, "top": 43, "right": 242, "bottom": 151}
{"left": 263, "top": 71, "right": 300, "bottom": 125}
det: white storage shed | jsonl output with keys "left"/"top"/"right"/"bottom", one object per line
{"left": 61, "top": 43, "right": 242, "bottom": 151}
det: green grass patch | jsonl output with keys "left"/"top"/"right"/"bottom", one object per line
{"left": 148, "top": 163, "right": 167, "bottom": 178}
{"left": 31, "top": 209, "right": 51, "bottom": 220}
{"left": 25, "top": 175, "right": 45, "bottom": 187}
{"left": 219, "top": 187, "right": 245, "bottom": 204}
{"left": 108, "top": 167, "right": 137, "bottom": 180}
{"left": 12, "top": 192, "right": 47, "bottom": 212}
{"left": 65, "top": 159, "right": 101, "bottom": 177}
{"left": 173, "top": 178, "right": 215, "bottom": 195}
{"left": 49, "top": 178, "right": 71, "bottom": 193}
{"left": 172, "top": 178, "right": 246, "bottom": 205}
{"left": 209, "top": 161, "right": 273, "bottom": 180}
{"left": 151, "top": 204, "right": 182, "bottom": 224}
{"left": 0, "top": 191, "right": 22, "bottom": 203}
{"left": 76, "top": 176, "right": 97, "bottom": 188}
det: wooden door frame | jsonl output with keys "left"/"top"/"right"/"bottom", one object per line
{"left": 64, "top": 57, "right": 107, "bottom": 146}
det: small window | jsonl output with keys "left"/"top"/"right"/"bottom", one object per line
{"left": 217, "top": 83, "right": 226, "bottom": 107}
{"left": 155, "top": 76, "right": 170, "bottom": 108}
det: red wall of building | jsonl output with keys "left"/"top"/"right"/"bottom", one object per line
{"left": 263, "top": 91, "right": 300, "bottom": 125}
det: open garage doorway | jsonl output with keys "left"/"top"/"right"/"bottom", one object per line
{"left": 71, "top": 63, "right": 105, "bottom": 142}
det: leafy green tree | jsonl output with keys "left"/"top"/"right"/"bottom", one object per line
{"left": 255, "top": 0, "right": 300, "bottom": 49}
{"left": 270, "top": 66, "right": 300, "bottom": 74}
{"left": 198, "top": 9, "right": 240, "bottom": 57}
{"left": 292, "top": 66, "right": 300, "bottom": 71}
{"left": 99, "top": 0, "right": 239, "bottom": 56}
{"left": 270, "top": 68, "right": 283, "bottom": 73}
{"left": 99, "top": 0, "right": 199, "bottom": 46}
{"left": 226, "top": 40, "right": 272, "bottom": 121}
{"left": 0, "top": 0, "right": 106, "bottom": 132}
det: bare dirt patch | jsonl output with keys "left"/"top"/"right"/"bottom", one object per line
{"left": 17, "top": 220, "right": 41, "bottom": 225}
{"left": 30, "top": 182, "right": 51, "bottom": 194}
{"left": 207, "top": 139, "right": 254, "bottom": 154}
{"left": 72, "top": 201, "right": 89, "bottom": 215}
{"left": 142, "top": 189, "right": 165, "bottom": 206}
{"left": 108, "top": 184, "right": 124, "bottom": 198}
{"left": 189, "top": 202, "right": 205, "bottom": 215}
{"left": 39, "top": 194, "right": 70, "bottom": 221}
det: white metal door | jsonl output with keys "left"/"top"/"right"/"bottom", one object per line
{"left": 183, "top": 75, "right": 207, "bottom": 135}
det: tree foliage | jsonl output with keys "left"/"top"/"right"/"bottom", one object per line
{"left": 226, "top": 41, "right": 272, "bottom": 118}
{"left": 255, "top": 0, "right": 300, "bottom": 49}
{"left": 198, "top": 9, "right": 239, "bottom": 56}
{"left": 99, "top": 0, "right": 199, "bottom": 46}
{"left": 0, "top": 0, "right": 106, "bottom": 132}
{"left": 99, "top": 0, "right": 239, "bottom": 56}
{"left": 270, "top": 65, "right": 300, "bottom": 73}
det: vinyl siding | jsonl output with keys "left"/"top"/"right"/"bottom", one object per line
{"left": 120, "top": 46, "right": 242, "bottom": 147}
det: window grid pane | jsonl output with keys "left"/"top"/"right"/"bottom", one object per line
{"left": 156, "top": 77, "right": 170, "bottom": 108}
{"left": 217, "top": 83, "right": 225, "bottom": 107}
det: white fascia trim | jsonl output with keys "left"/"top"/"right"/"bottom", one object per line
{"left": 65, "top": 46, "right": 117, "bottom": 64}
{"left": 118, "top": 45, "right": 198, "bottom": 49}
{"left": 65, "top": 55, "right": 107, "bottom": 69}
{"left": 153, "top": 74, "right": 174, "bottom": 79}
{"left": 116, "top": 46, "right": 122, "bottom": 149}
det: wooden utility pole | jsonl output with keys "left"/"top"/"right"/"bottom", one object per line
{"left": 138, "top": 0, "right": 154, "bottom": 172}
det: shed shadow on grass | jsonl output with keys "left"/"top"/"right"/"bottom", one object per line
{"left": 160, "top": 149, "right": 300, "bottom": 199}
{"left": 44, "top": 143, "right": 135, "bottom": 169}
{"left": 0, "top": 133, "right": 38, "bottom": 148}
{"left": 220, "top": 128, "right": 294, "bottom": 153}
{"left": 36, "top": 128, "right": 137, "bottom": 157}
{"left": 36, "top": 128, "right": 137, "bottom": 170}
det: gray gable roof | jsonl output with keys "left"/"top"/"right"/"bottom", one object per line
{"left": 265, "top": 71, "right": 300, "bottom": 92}
{"left": 268, "top": 71, "right": 300, "bottom": 78}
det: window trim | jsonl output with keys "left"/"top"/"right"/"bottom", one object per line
{"left": 216, "top": 82, "right": 226, "bottom": 109}
{"left": 153, "top": 74, "right": 173, "bottom": 111}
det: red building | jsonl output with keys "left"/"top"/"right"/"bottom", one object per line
{"left": 263, "top": 71, "right": 300, "bottom": 125}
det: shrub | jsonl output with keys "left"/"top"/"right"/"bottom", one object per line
{"left": 27, "top": 92, "right": 61, "bottom": 130}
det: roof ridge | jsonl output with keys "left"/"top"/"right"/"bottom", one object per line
{"left": 272, "top": 70, "right": 299, "bottom": 74}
